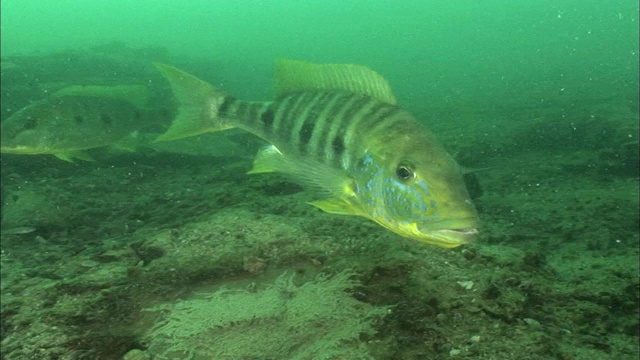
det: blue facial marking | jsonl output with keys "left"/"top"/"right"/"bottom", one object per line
{"left": 355, "top": 151, "right": 438, "bottom": 224}
{"left": 362, "top": 153, "right": 374, "bottom": 165}
{"left": 417, "top": 179, "right": 430, "bottom": 196}
{"left": 419, "top": 199, "right": 427, "bottom": 213}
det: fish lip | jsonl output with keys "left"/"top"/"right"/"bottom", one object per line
{"left": 415, "top": 219, "right": 479, "bottom": 248}
{"left": 418, "top": 218, "right": 479, "bottom": 233}
{"left": 416, "top": 227, "right": 478, "bottom": 248}
{"left": 433, "top": 228, "right": 478, "bottom": 242}
{"left": 1, "top": 145, "right": 32, "bottom": 154}
{"left": 1, "top": 145, "right": 50, "bottom": 154}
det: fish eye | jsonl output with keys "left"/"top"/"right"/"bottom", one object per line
{"left": 395, "top": 164, "right": 415, "bottom": 181}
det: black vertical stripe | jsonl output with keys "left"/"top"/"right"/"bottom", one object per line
{"left": 244, "top": 102, "right": 258, "bottom": 125}
{"left": 325, "top": 95, "right": 374, "bottom": 165}
{"left": 349, "top": 103, "right": 395, "bottom": 139}
{"left": 324, "top": 93, "right": 352, "bottom": 123}
{"left": 271, "top": 96, "right": 294, "bottom": 135}
{"left": 359, "top": 106, "right": 402, "bottom": 139}
{"left": 218, "top": 96, "right": 235, "bottom": 117}
{"left": 360, "top": 103, "right": 388, "bottom": 125}
{"left": 260, "top": 104, "right": 275, "bottom": 128}
{"left": 278, "top": 93, "right": 312, "bottom": 138}
{"left": 312, "top": 93, "right": 351, "bottom": 153}
{"left": 303, "top": 92, "right": 349, "bottom": 160}
{"left": 297, "top": 92, "right": 332, "bottom": 152}
{"left": 299, "top": 120, "right": 315, "bottom": 146}
{"left": 341, "top": 95, "right": 373, "bottom": 126}
{"left": 235, "top": 101, "right": 249, "bottom": 119}
{"left": 313, "top": 94, "right": 358, "bottom": 164}
{"left": 331, "top": 135, "right": 345, "bottom": 159}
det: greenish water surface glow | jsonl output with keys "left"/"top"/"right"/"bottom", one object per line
{"left": 2, "top": 0, "right": 637, "bottom": 106}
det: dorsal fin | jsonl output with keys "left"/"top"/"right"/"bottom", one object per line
{"left": 274, "top": 59, "right": 397, "bottom": 105}
{"left": 52, "top": 85, "right": 150, "bottom": 108}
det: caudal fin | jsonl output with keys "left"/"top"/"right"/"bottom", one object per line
{"left": 153, "top": 63, "right": 234, "bottom": 142}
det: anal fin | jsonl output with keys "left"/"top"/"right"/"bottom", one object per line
{"left": 54, "top": 151, "right": 95, "bottom": 162}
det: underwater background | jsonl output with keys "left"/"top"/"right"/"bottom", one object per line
{"left": 1, "top": 0, "right": 638, "bottom": 359}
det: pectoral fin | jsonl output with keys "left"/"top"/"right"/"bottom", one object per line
{"left": 309, "top": 198, "right": 361, "bottom": 216}
{"left": 247, "top": 145, "right": 285, "bottom": 174}
{"left": 54, "top": 151, "right": 95, "bottom": 162}
{"left": 248, "top": 145, "right": 357, "bottom": 200}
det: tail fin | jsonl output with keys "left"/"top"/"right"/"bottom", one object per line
{"left": 153, "top": 63, "right": 235, "bottom": 142}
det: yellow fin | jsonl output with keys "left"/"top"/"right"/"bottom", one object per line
{"left": 153, "top": 63, "right": 234, "bottom": 142}
{"left": 275, "top": 59, "right": 397, "bottom": 105}
{"left": 54, "top": 151, "right": 95, "bottom": 162}
{"left": 248, "top": 145, "right": 354, "bottom": 199}
{"left": 247, "top": 145, "right": 284, "bottom": 174}
{"left": 53, "top": 85, "right": 150, "bottom": 109}
{"left": 309, "top": 198, "right": 360, "bottom": 216}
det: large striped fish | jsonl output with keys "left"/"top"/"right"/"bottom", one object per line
{"left": 153, "top": 60, "right": 478, "bottom": 248}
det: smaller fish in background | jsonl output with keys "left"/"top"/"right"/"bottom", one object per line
{"left": 0, "top": 84, "right": 169, "bottom": 161}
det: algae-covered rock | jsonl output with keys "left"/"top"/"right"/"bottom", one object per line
{"left": 143, "top": 271, "right": 389, "bottom": 359}
{"left": 122, "top": 349, "right": 152, "bottom": 360}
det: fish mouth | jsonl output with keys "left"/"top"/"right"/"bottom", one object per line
{"left": 416, "top": 219, "right": 479, "bottom": 248}
{"left": 429, "top": 228, "right": 478, "bottom": 247}
{"left": 0, "top": 145, "right": 36, "bottom": 154}
{"left": 1, "top": 145, "right": 53, "bottom": 155}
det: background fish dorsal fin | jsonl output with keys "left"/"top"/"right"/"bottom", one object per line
{"left": 53, "top": 85, "right": 150, "bottom": 108}
{"left": 274, "top": 59, "right": 397, "bottom": 105}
